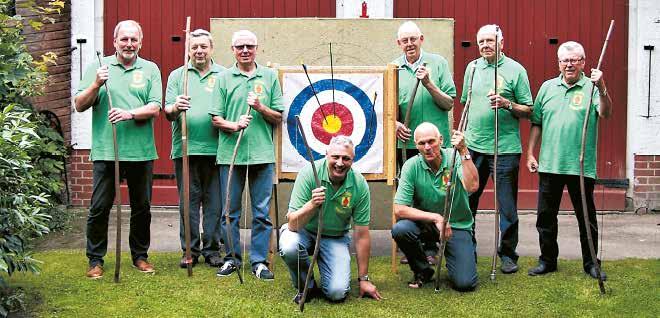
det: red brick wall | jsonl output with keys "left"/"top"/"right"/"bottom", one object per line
{"left": 633, "top": 155, "right": 660, "bottom": 210}
{"left": 19, "top": 0, "right": 72, "bottom": 145}
{"left": 69, "top": 150, "right": 93, "bottom": 206}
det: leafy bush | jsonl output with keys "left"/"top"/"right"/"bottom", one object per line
{"left": 0, "top": 0, "right": 66, "bottom": 316}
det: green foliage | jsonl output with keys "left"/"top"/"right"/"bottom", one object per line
{"left": 0, "top": 1, "right": 67, "bottom": 316}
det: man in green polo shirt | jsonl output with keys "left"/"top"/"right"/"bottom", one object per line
{"left": 210, "top": 30, "right": 283, "bottom": 280}
{"left": 165, "top": 29, "right": 225, "bottom": 269}
{"left": 527, "top": 41, "right": 612, "bottom": 280}
{"left": 279, "top": 136, "right": 382, "bottom": 304}
{"left": 461, "top": 24, "right": 533, "bottom": 274}
{"left": 393, "top": 20, "right": 457, "bottom": 265}
{"left": 74, "top": 20, "right": 161, "bottom": 279}
{"left": 392, "top": 122, "right": 479, "bottom": 291}
{"left": 392, "top": 123, "right": 479, "bottom": 291}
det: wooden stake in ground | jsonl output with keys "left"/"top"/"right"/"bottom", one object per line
{"left": 180, "top": 16, "right": 194, "bottom": 277}
{"left": 95, "top": 51, "right": 122, "bottom": 283}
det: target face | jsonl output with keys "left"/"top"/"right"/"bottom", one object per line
{"left": 282, "top": 72, "right": 384, "bottom": 174}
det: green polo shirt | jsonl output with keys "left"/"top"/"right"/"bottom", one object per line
{"left": 209, "top": 63, "right": 284, "bottom": 165}
{"left": 394, "top": 149, "right": 473, "bottom": 230}
{"left": 393, "top": 51, "right": 457, "bottom": 148}
{"left": 76, "top": 55, "right": 162, "bottom": 161}
{"left": 461, "top": 54, "right": 533, "bottom": 154}
{"left": 288, "top": 158, "right": 371, "bottom": 237}
{"left": 166, "top": 62, "right": 225, "bottom": 159}
{"left": 531, "top": 73, "right": 601, "bottom": 178}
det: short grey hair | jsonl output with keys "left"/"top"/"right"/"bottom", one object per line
{"left": 557, "top": 41, "right": 586, "bottom": 59}
{"left": 397, "top": 21, "right": 423, "bottom": 39}
{"left": 190, "top": 29, "right": 214, "bottom": 48}
{"left": 477, "top": 24, "right": 503, "bottom": 41}
{"left": 231, "top": 30, "right": 258, "bottom": 46}
{"left": 328, "top": 135, "right": 354, "bottom": 150}
{"left": 114, "top": 20, "right": 143, "bottom": 41}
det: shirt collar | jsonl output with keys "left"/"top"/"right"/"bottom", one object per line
{"left": 110, "top": 54, "right": 142, "bottom": 70}
{"left": 418, "top": 149, "right": 450, "bottom": 175}
{"left": 230, "top": 62, "right": 263, "bottom": 78}
{"left": 187, "top": 60, "right": 222, "bottom": 78}
{"left": 557, "top": 72, "right": 588, "bottom": 88}
{"left": 477, "top": 53, "right": 506, "bottom": 69}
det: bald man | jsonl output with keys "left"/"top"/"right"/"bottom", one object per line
{"left": 391, "top": 122, "right": 479, "bottom": 291}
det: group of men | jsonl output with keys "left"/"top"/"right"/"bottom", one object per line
{"left": 74, "top": 19, "right": 611, "bottom": 304}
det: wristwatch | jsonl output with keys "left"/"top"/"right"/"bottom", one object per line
{"left": 129, "top": 110, "right": 136, "bottom": 120}
{"left": 505, "top": 100, "right": 513, "bottom": 110}
{"left": 462, "top": 153, "right": 472, "bottom": 161}
{"left": 599, "top": 88, "right": 608, "bottom": 97}
{"left": 357, "top": 274, "right": 370, "bottom": 282}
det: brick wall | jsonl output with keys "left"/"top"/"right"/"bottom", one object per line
{"left": 633, "top": 155, "right": 660, "bottom": 211}
{"left": 69, "top": 150, "right": 93, "bottom": 206}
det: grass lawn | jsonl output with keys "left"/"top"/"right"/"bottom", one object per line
{"left": 5, "top": 251, "right": 659, "bottom": 317}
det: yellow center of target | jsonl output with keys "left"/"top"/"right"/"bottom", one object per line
{"left": 322, "top": 115, "right": 342, "bottom": 134}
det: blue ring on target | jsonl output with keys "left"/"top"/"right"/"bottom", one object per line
{"left": 288, "top": 79, "right": 375, "bottom": 162}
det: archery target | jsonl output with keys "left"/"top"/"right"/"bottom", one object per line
{"left": 282, "top": 72, "right": 384, "bottom": 174}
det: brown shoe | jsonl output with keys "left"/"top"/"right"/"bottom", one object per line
{"left": 86, "top": 264, "right": 104, "bottom": 279}
{"left": 133, "top": 259, "right": 155, "bottom": 273}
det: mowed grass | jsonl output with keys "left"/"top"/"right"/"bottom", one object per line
{"left": 5, "top": 251, "right": 659, "bottom": 317}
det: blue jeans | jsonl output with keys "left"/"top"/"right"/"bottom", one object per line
{"left": 536, "top": 173, "right": 600, "bottom": 270}
{"left": 219, "top": 163, "right": 273, "bottom": 267}
{"left": 392, "top": 219, "right": 478, "bottom": 291}
{"left": 468, "top": 149, "right": 520, "bottom": 263}
{"left": 174, "top": 156, "right": 222, "bottom": 259}
{"left": 86, "top": 161, "right": 153, "bottom": 266}
{"left": 278, "top": 224, "right": 351, "bottom": 301}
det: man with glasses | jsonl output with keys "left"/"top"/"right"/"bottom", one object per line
{"left": 165, "top": 29, "right": 225, "bottom": 269}
{"left": 526, "top": 41, "right": 612, "bottom": 280}
{"left": 75, "top": 20, "right": 162, "bottom": 278}
{"left": 210, "top": 30, "right": 283, "bottom": 280}
{"left": 461, "top": 24, "right": 533, "bottom": 274}
{"left": 392, "top": 20, "right": 457, "bottom": 265}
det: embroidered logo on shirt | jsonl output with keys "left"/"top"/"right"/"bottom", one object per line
{"left": 440, "top": 169, "right": 451, "bottom": 191}
{"left": 570, "top": 91, "right": 585, "bottom": 110}
{"left": 131, "top": 70, "right": 145, "bottom": 89}
{"left": 253, "top": 80, "right": 266, "bottom": 98}
{"left": 206, "top": 76, "right": 216, "bottom": 92}
{"left": 340, "top": 192, "right": 352, "bottom": 208}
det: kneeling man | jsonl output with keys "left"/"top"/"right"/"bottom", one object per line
{"left": 392, "top": 122, "right": 479, "bottom": 291}
{"left": 279, "top": 136, "right": 382, "bottom": 304}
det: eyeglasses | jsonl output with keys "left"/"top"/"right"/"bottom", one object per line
{"left": 233, "top": 44, "right": 256, "bottom": 50}
{"left": 558, "top": 58, "right": 584, "bottom": 65}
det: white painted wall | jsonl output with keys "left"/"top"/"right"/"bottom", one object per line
{"left": 627, "top": 0, "right": 660, "bottom": 196}
{"left": 336, "top": 0, "right": 393, "bottom": 18}
{"left": 70, "top": 0, "right": 104, "bottom": 149}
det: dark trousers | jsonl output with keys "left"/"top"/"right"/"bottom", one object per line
{"left": 468, "top": 149, "right": 520, "bottom": 262}
{"left": 397, "top": 147, "right": 438, "bottom": 256}
{"left": 391, "top": 219, "right": 478, "bottom": 291}
{"left": 536, "top": 173, "right": 600, "bottom": 270}
{"left": 174, "top": 156, "right": 222, "bottom": 259}
{"left": 86, "top": 160, "right": 153, "bottom": 266}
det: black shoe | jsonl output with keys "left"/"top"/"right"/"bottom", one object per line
{"left": 408, "top": 267, "right": 435, "bottom": 288}
{"left": 253, "top": 263, "right": 275, "bottom": 280}
{"left": 293, "top": 284, "right": 321, "bottom": 305}
{"left": 500, "top": 258, "right": 519, "bottom": 274}
{"left": 204, "top": 255, "right": 223, "bottom": 267}
{"left": 216, "top": 260, "right": 238, "bottom": 277}
{"left": 528, "top": 262, "right": 557, "bottom": 276}
{"left": 179, "top": 256, "right": 198, "bottom": 269}
{"left": 586, "top": 266, "right": 608, "bottom": 281}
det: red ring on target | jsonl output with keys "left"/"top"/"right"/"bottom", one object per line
{"left": 311, "top": 102, "right": 354, "bottom": 144}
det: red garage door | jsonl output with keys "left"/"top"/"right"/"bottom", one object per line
{"left": 103, "top": 0, "right": 336, "bottom": 205}
{"left": 395, "top": 0, "right": 629, "bottom": 210}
